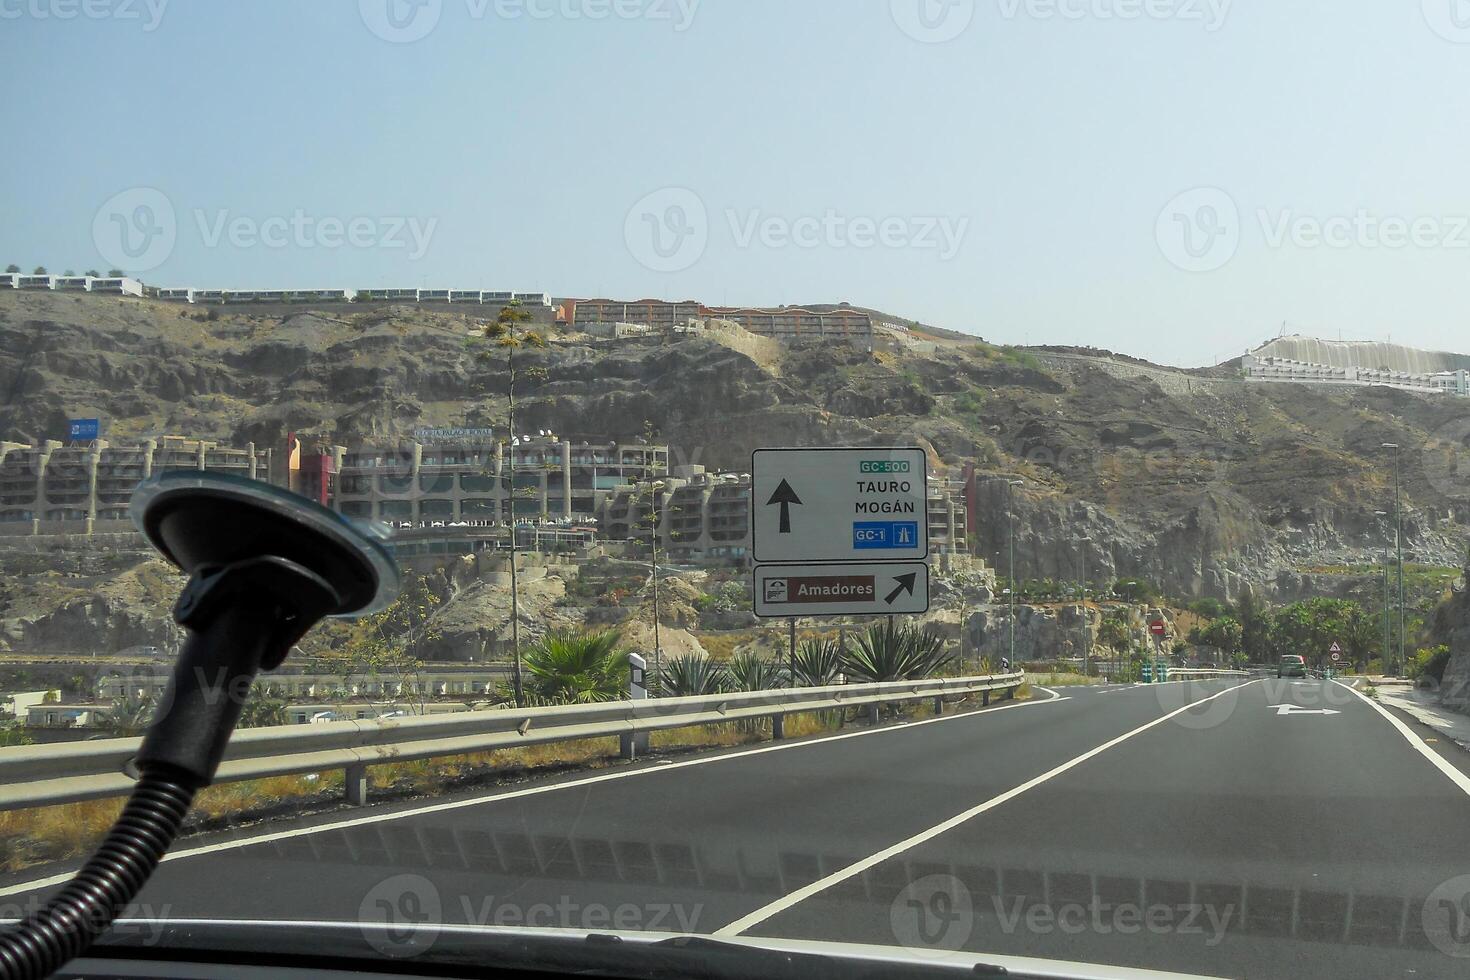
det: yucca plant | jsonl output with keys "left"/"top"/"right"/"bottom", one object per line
{"left": 842, "top": 621, "right": 954, "bottom": 684}
{"left": 523, "top": 629, "right": 628, "bottom": 704}
{"left": 726, "top": 651, "right": 786, "bottom": 692}
{"left": 791, "top": 636, "right": 842, "bottom": 687}
{"left": 659, "top": 654, "right": 728, "bottom": 697}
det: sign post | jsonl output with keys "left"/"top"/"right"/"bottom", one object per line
{"left": 67, "top": 418, "right": 101, "bottom": 443}
{"left": 621, "top": 653, "right": 649, "bottom": 760}
{"left": 752, "top": 448, "right": 934, "bottom": 709}
{"left": 1149, "top": 620, "right": 1168, "bottom": 683}
{"left": 751, "top": 448, "right": 931, "bottom": 622}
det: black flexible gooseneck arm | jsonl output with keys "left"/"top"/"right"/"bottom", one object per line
{"left": 0, "top": 475, "right": 398, "bottom": 980}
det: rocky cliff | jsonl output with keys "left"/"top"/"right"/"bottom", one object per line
{"left": 3, "top": 290, "right": 1468, "bottom": 616}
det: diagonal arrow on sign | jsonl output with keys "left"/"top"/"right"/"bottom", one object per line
{"left": 1274, "top": 705, "right": 1341, "bottom": 716}
{"left": 766, "top": 479, "right": 803, "bottom": 534}
{"left": 884, "top": 573, "right": 918, "bottom": 606}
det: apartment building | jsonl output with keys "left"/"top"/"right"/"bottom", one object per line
{"left": 599, "top": 466, "right": 969, "bottom": 567}
{"left": 704, "top": 307, "right": 875, "bottom": 345}
{"left": 331, "top": 434, "right": 669, "bottom": 524}
{"left": 0, "top": 437, "right": 272, "bottom": 536}
{"left": 564, "top": 298, "right": 875, "bottom": 346}
{"left": 569, "top": 299, "right": 705, "bottom": 333}
{"left": 0, "top": 275, "right": 144, "bottom": 296}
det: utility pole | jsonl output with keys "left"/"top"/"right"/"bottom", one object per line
{"left": 788, "top": 618, "right": 797, "bottom": 680}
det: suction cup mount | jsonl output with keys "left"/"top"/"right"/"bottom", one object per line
{"left": 128, "top": 472, "right": 400, "bottom": 786}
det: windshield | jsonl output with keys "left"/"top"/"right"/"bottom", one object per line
{"left": 3, "top": 4, "right": 1470, "bottom": 980}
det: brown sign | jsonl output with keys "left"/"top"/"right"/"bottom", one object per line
{"left": 762, "top": 575, "right": 876, "bottom": 605}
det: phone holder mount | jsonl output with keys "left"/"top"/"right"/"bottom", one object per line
{"left": 0, "top": 473, "right": 399, "bottom": 980}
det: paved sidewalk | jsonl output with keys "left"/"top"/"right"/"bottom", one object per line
{"left": 1376, "top": 683, "right": 1470, "bottom": 752}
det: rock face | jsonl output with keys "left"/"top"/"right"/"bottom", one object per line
{"left": 1439, "top": 580, "right": 1470, "bottom": 714}
{"left": 0, "top": 550, "right": 186, "bottom": 655}
{"left": 2, "top": 290, "right": 1468, "bottom": 610}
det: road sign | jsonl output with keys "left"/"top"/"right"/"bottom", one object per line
{"left": 1330, "top": 651, "right": 1341, "bottom": 663}
{"left": 67, "top": 418, "right": 100, "bottom": 441}
{"left": 1149, "top": 620, "right": 1167, "bottom": 636}
{"left": 753, "top": 563, "right": 930, "bottom": 618}
{"left": 751, "top": 448, "right": 928, "bottom": 564}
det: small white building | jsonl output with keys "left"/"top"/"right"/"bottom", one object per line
{"left": 3, "top": 690, "right": 56, "bottom": 718}
{"left": 356, "top": 288, "right": 418, "bottom": 302}
{"left": 87, "top": 277, "right": 144, "bottom": 297}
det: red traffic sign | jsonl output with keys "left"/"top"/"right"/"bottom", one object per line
{"left": 1149, "top": 621, "right": 1167, "bottom": 636}
{"left": 1331, "top": 652, "right": 1341, "bottom": 662}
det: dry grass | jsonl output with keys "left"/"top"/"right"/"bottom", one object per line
{"left": 0, "top": 798, "right": 126, "bottom": 871}
{"left": 0, "top": 693, "right": 1009, "bottom": 875}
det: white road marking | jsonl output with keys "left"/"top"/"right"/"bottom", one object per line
{"left": 714, "top": 679, "right": 1260, "bottom": 937}
{"left": 1331, "top": 680, "right": 1470, "bottom": 798}
{"left": 0, "top": 687, "right": 1071, "bottom": 899}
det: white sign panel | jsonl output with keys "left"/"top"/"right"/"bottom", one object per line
{"left": 751, "top": 448, "right": 929, "bottom": 564}
{"left": 754, "top": 563, "right": 930, "bottom": 618}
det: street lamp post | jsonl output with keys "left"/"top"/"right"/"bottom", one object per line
{"left": 1375, "top": 510, "right": 1391, "bottom": 675}
{"left": 1077, "top": 535, "right": 1092, "bottom": 677}
{"left": 1007, "top": 480, "right": 1024, "bottom": 668}
{"left": 1382, "top": 444, "right": 1406, "bottom": 675}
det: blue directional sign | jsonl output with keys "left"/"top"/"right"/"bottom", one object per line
{"left": 67, "top": 418, "right": 100, "bottom": 441}
{"left": 853, "top": 521, "right": 921, "bottom": 551}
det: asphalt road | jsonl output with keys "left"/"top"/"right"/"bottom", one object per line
{"left": 6, "top": 676, "right": 1470, "bottom": 979}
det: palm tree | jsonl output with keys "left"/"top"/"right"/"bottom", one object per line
{"left": 474, "top": 302, "right": 548, "bottom": 707}
{"left": 659, "top": 654, "right": 727, "bottom": 697}
{"left": 791, "top": 636, "right": 842, "bottom": 687}
{"left": 239, "top": 694, "right": 289, "bottom": 728}
{"left": 842, "top": 621, "right": 952, "bottom": 683}
{"left": 524, "top": 630, "right": 629, "bottom": 705}
{"left": 104, "top": 693, "right": 157, "bottom": 735}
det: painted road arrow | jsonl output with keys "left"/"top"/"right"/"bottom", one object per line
{"left": 766, "top": 479, "right": 803, "bottom": 534}
{"left": 884, "top": 573, "right": 918, "bottom": 606}
{"left": 1275, "top": 705, "right": 1341, "bottom": 716}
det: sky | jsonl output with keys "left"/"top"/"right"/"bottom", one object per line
{"left": 3, "top": 0, "right": 1470, "bottom": 367}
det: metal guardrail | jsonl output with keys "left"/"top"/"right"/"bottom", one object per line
{"left": 0, "top": 672, "right": 1025, "bottom": 812}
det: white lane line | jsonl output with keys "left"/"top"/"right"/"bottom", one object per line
{"left": 1331, "top": 680, "right": 1470, "bottom": 798}
{"left": 714, "top": 679, "right": 1260, "bottom": 938}
{"left": 0, "top": 687, "right": 1071, "bottom": 899}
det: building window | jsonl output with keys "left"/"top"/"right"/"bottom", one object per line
{"left": 340, "top": 501, "right": 373, "bottom": 518}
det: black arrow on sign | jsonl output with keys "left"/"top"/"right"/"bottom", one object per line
{"left": 766, "top": 479, "right": 803, "bottom": 534}
{"left": 885, "top": 573, "right": 918, "bottom": 605}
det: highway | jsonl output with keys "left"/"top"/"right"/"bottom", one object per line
{"left": 5, "top": 677, "right": 1470, "bottom": 978}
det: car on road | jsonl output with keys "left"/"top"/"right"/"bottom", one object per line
{"left": 1278, "top": 654, "right": 1307, "bottom": 678}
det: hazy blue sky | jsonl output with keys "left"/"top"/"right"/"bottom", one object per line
{"left": 4, "top": 0, "right": 1470, "bottom": 366}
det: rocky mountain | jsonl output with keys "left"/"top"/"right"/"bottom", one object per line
{"left": 3, "top": 289, "right": 1469, "bottom": 613}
